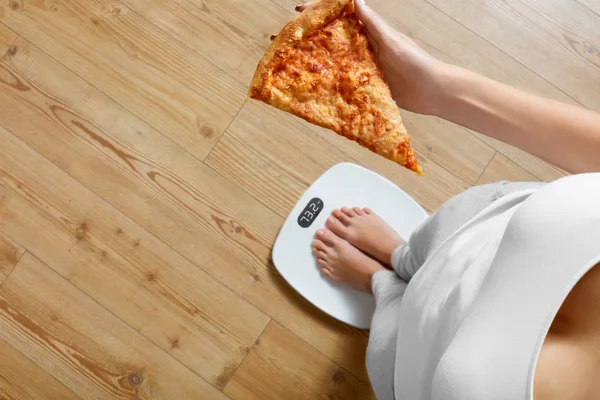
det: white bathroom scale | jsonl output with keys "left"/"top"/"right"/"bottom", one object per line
{"left": 272, "top": 163, "right": 429, "bottom": 329}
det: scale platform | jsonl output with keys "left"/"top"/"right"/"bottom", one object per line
{"left": 272, "top": 163, "right": 428, "bottom": 329}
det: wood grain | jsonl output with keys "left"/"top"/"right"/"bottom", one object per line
{"left": 0, "top": 337, "right": 81, "bottom": 400}
{"left": 123, "top": 0, "right": 293, "bottom": 84}
{"left": 224, "top": 322, "right": 376, "bottom": 400}
{"left": 0, "top": 0, "right": 245, "bottom": 159}
{"left": 0, "top": 22, "right": 16, "bottom": 58}
{"left": 426, "top": 0, "right": 600, "bottom": 110}
{"left": 0, "top": 0, "right": 597, "bottom": 397}
{"left": 0, "top": 253, "right": 229, "bottom": 399}
{"left": 209, "top": 101, "right": 469, "bottom": 215}
{"left": 0, "top": 37, "right": 280, "bottom": 282}
{"left": 476, "top": 153, "right": 539, "bottom": 185}
{"left": 0, "top": 231, "right": 23, "bottom": 285}
{"left": 0, "top": 124, "right": 270, "bottom": 387}
{"left": 0, "top": 37, "right": 370, "bottom": 384}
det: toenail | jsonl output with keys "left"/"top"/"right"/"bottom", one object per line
{"left": 316, "top": 229, "right": 323, "bottom": 236}
{"left": 328, "top": 217, "right": 334, "bottom": 223}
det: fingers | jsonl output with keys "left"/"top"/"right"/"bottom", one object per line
{"left": 295, "top": 2, "right": 312, "bottom": 12}
{"left": 354, "top": 0, "right": 392, "bottom": 43}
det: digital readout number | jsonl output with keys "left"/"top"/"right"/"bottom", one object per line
{"left": 298, "top": 198, "right": 324, "bottom": 228}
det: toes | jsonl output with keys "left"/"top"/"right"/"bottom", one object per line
{"left": 312, "top": 247, "right": 328, "bottom": 260}
{"left": 312, "top": 237, "right": 329, "bottom": 252}
{"left": 363, "top": 207, "right": 373, "bottom": 214}
{"left": 317, "top": 259, "right": 330, "bottom": 272}
{"left": 319, "top": 265, "right": 339, "bottom": 281}
{"left": 316, "top": 228, "right": 340, "bottom": 247}
{"left": 326, "top": 216, "right": 348, "bottom": 238}
{"left": 353, "top": 207, "right": 365, "bottom": 216}
{"left": 342, "top": 206, "right": 358, "bottom": 217}
{"left": 332, "top": 209, "right": 350, "bottom": 225}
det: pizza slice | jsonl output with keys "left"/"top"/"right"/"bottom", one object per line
{"left": 249, "top": 0, "right": 422, "bottom": 175}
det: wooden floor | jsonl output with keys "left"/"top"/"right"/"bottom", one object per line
{"left": 0, "top": 0, "right": 596, "bottom": 398}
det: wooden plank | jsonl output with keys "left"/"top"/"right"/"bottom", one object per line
{"left": 0, "top": 231, "right": 23, "bottom": 285}
{"left": 123, "top": 0, "right": 293, "bottom": 84}
{"left": 207, "top": 133, "right": 305, "bottom": 218}
{"left": 476, "top": 153, "right": 539, "bottom": 185}
{"left": 0, "top": 38, "right": 371, "bottom": 383}
{"left": 224, "top": 322, "right": 376, "bottom": 400}
{"left": 0, "top": 22, "right": 16, "bottom": 57}
{"left": 0, "top": 123, "right": 270, "bottom": 387}
{"left": 0, "top": 253, "right": 229, "bottom": 399}
{"left": 426, "top": 0, "right": 600, "bottom": 110}
{"left": 208, "top": 101, "right": 471, "bottom": 216}
{"left": 0, "top": 337, "right": 81, "bottom": 400}
{"left": 0, "top": 0, "right": 245, "bottom": 159}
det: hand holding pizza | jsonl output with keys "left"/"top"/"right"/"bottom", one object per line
{"left": 254, "top": 0, "right": 423, "bottom": 174}
{"left": 259, "top": 0, "right": 600, "bottom": 175}
{"left": 297, "top": 0, "right": 447, "bottom": 116}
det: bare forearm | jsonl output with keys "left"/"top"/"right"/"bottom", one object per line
{"left": 434, "top": 65, "right": 600, "bottom": 174}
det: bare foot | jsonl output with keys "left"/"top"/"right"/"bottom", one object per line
{"left": 326, "top": 207, "right": 405, "bottom": 266}
{"left": 312, "top": 229, "right": 385, "bottom": 293}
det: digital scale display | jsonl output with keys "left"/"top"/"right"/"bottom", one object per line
{"left": 297, "top": 197, "right": 323, "bottom": 228}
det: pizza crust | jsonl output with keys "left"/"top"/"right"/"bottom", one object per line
{"left": 249, "top": 0, "right": 352, "bottom": 100}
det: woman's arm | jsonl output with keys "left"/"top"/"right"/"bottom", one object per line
{"left": 350, "top": 0, "right": 600, "bottom": 174}
{"left": 436, "top": 65, "right": 600, "bottom": 174}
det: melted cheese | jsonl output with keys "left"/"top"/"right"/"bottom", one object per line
{"left": 268, "top": 10, "right": 420, "bottom": 174}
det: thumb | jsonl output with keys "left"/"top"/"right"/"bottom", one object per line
{"left": 354, "top": 0, "right": 392, "bottom": 42}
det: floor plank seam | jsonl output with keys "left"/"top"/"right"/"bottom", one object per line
{"left": 422, "top": 0, "right": 587, "bottom": 110}
{"left": 0, "top": 245, "right": 26, "bottom": 290}
{"left": 474, "top": 151, "right": 497, "bottom": 184}
{"left": 464, "top": 128, "right": 555, "bottom": 183}
{"left": 220, "top": 318, "right": 272, "bottom": 393}
{"left": 204, "top": 98, "right": 249, "bottom": 162}
{"left": 489, "top": 149, "right": 556, "bottom": 183}
{"left": 0, "top": 34, "right": 18, "bottom": 63}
